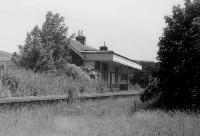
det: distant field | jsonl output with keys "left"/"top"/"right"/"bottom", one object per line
{"left": 0, "top": 97, "right": 199, "bottom": 136}
{"left": 0, "top": 51, "right": 12, "bottom": 61}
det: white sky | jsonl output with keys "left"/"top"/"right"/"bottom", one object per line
{"left": 0, "top": 0, "right": 184, "bottom": 61}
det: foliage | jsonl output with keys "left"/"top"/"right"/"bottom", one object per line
{"left": 140, "top": 78, "right": 160, "bottom": 102}
{"left": 130, "top": 69, "right": 149, "bottom": 88}
{"left": 1, "top": 71, "right": 19, "bottom": 96}
{"left": 62, "top": 64, "right": 92, "bottom": 81}
{"left": 11, "top": 52, "right": 20, "bottom": 66}
{"left": 18, "top": 11, "right": 71, "bottom": 72}
{"left": 41, "top": 11, "right": 70, "bottom": 66}
{"left": 19, "top": 26, "right": 43, "bottom": 70}
{"left": 11, "top": 11, "right": 101, "bottom": 96}
{"left": 0, "top": 81, "right": 12, "bottom": 98}
{"left": 157, "top": 0, "right": 200, "bottom": 109}
{"left": 81, "top": 65, "right": 98, "bottom": 79}
{"left": 130, "top": 61, "right": 158, "bottom": 88}
{"left": 0, "top": 64, "right": 103, "bottom": 97}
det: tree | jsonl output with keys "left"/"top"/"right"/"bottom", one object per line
{"left": 18, "top": 11, "right": 71, "bottom": 71}
{"left": 19, "top": 26, "right": 42, "bottom": 69}
{"left": 41, "top": 11, "right": 70, "bottom": 63}
{"left": 157, "top": 0, "right": 200, "bottom": 109}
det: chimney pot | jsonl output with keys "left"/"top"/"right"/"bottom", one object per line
{"left": 76, "top": 30, "right": 86, "bottom": 45}
{"left": 99, "top": 41, "right": 108, "bottom": 51}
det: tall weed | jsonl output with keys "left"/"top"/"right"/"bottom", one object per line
{"left": 0, "top": 63, "right": 103, "bottom": 97}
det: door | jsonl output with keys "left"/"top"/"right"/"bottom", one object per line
{"left": 102, "top": 63, "right": 108, "bottom": 86}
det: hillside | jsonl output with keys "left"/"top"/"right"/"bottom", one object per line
{"left": 139, "top": 61, "right": 158, "bottom": 70}
{"left": 0, "top": 51, "right": 12, "bottom": 61}
{"left": 135, "top": 60, "right": 159, "bottom": 72}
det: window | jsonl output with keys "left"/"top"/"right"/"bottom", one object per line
{"left": 102, "top": 72, "right": 108, "bottom": 83}
{"left": 95, "top": 61, "right": 100, "bottom": 71}
{"left": 122, "top": 74, "right": 128, "bottom": 83}
{"left": 115, "top": 66, "right": 120, "bottom": 73}
{"left": 115, "top": 74, "right": 119, "bottom": 83}
{"left": 102, "top": 63, "right": 108, "bottom": 71}
{"left": 102, "top": 63, "right": 108, "bottom": 85}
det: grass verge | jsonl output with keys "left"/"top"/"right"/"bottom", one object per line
{"left": 0, "top": 97, "right": 199, "bottom": 136}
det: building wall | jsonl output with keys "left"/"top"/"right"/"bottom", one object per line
{"left": 84, "top": 60, "right": 133, "bottom": 91}
{"left": 84, "top": 61, "right": 95, "bottom": 67}
{"left": 84, "top": 53, "right": 113, "bottom": 61}
{"left": 70, "top": 49, "right": 83, "bottom": 66}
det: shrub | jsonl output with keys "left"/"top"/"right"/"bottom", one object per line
{"left": 129, "top": 84, "right": 142, "bottom": 91}
{"left": 63, "top": 64, "right": 92, "bottom": 82}
{"left": 129, "top": 69, "right": 149, "bottom": 88}
{"left": 0, "top": 81, "right": 12, "bottom": 98}
{"left": 1, "top": 71, "right": 19, "bottom": 96}
{"left": 81, "top": 65, "right": 98, "bottom": 79}
{"left": 140, "top": 78, "right": 160, "bottom": 102}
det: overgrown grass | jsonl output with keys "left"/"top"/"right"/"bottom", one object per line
{"left": 0, "top": 97, "right": 199, "bottom": 136}
{"left": 0, "top": 62, "right": 110, "bottom": 97}
{"left": 0, "top": 62, "right": 142, "bottom": 97}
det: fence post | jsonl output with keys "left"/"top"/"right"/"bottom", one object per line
{"left": 68, "top": 88, "right": 76, "bottom": 104}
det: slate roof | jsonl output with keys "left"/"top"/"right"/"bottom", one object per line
{"left": 68, "top": 39, "right": 141, "bottom": 68}
{"left": 69, "top": 40, "right": 97, "bottom": 52}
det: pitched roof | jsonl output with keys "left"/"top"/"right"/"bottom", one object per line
{"left": 81, "top": 51, "right": 142, "bottom": 70}
{"left": 68, "top": 40, "right": 142, "bottom": 70}
{"left": 68, "top": 40, "right": 97, "bottom": 59}
{"left": 69, "top": 40, "right": 97, "bottom": 52}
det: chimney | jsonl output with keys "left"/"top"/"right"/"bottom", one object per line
{"left": 76, "top": 30, "right": 86, "bottom": 45}
{"left": 99, "top": 41, "right": 108, "bottom": 51}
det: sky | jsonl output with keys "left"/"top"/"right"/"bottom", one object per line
{"left": 0, "top": 0, "right": 184, "bottom": 61}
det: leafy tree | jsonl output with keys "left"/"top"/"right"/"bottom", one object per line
{"left": 41, "top": 11, "right": 70, "bottom": 63}
{"left": 18, "top": 11, "right": 71, "bottom": 71}
{"left": 157, "top": 0, "right": 200, "bottom": 109}
{"left": 34, "top": 48, "right": 55, "bottom": 72}
{"left": 19, "top": 26, "right": 42, "bottom": 70}
{"left": 130, "top": 69, "right": 149, "bottom": 88}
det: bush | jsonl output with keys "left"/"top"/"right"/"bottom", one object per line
{"left": 81, "top": 65, "right": 98, "bottom": 79}
{"left": 1, "top": 70, "right": 19, "bottom": 96}
{"left": 129, "top": 70, "right": 149, "bottom": 88}
{"left": 63, "top": 64, "right": 92, "bottom": 82}
{"left": 0, "top": 81, "right": 12, "bottom": 98}
{"left": 140, "top": 78, "right": 160, "bottom": 102}
{"left": 128, "top": 84, "right": 142, "bottom": 91}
